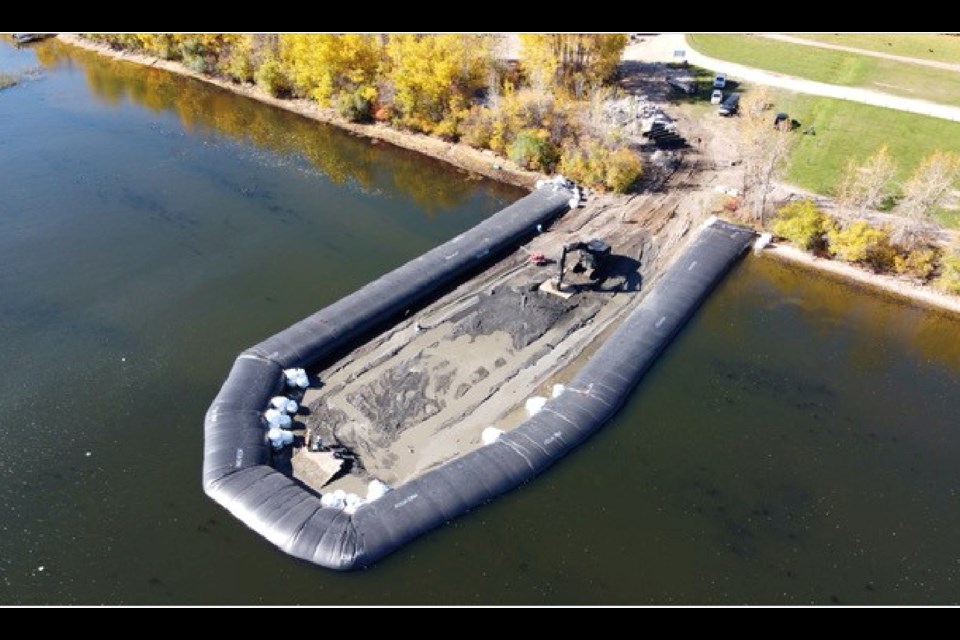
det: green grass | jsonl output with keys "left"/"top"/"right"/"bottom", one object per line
{"left": 687, "top": 34, "right": 960, "bottom": 107}
{"left": 769, "top": 92, "right": 960, "bottom": 228}
{"left": 788, "top": 33, "right": 960, "bottom": 66}
{"left": 936, "top": 208, "right": 960, "bottom": 229}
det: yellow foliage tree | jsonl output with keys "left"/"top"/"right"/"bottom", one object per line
{"left": 220, "top": 34, "right": 257, "bottom": 83}
{"left": 385, "top": 34, "right": 491, "bottom": 136}
{"left": 519, "top": 34, "right": 627, "bottom": 96}
{"left": 280, "top": 34, "right": 382, "bottom": 105}
{"left": 135, "top": 34, "right": 179, "bottom": 59}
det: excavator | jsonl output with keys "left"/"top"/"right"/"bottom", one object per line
{"left": 555, "top": 239, "right": 611, "bottom": 292}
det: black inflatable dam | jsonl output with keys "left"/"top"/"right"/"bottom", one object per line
{"left": 203, "top": 186, "right": 754, "bottom": 570}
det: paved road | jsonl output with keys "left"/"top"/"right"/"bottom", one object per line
{"left": 623, "top": 34, "right": 960, "bottom": 123}
{"left": 759, "top": 33, "right": 960, "bottom": 74}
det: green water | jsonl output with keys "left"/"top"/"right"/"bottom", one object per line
{"left": 2, "top": 39, "right": 960, "bottom": 605}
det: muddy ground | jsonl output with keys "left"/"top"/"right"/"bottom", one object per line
{"left": 293, "top": 143, "right": 742, "bottom": 493}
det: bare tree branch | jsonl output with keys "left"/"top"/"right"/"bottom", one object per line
{"left": 738, "top": 87, "right": 794, "bottom": 227}
{"left": 895, "top": 151, "right": 960, "bottom": 248}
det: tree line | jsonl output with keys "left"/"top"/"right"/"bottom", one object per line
{"left": 768, "top": 149, "right": 960, "bottom": 294}
{"left": 85, "top": 34, "right": 642, "bottom": 192}
{"left": 734, "top": 87, "right": 960, "bottom": 294}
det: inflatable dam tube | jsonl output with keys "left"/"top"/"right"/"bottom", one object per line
{"left": 203, "top": 187, "right": 754, "bottom": 570}
{"left": 245, "top": 187, "right": 574, "bottom": 369}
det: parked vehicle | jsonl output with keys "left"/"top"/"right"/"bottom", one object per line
{"left": 713, "top": 73, "right": 727, "bottom": 89}
{"left": 718, "top": 92, "right": 740, "bottom": 116}
{"left": 710, "top": 89, "right": 723, "bottom": 105}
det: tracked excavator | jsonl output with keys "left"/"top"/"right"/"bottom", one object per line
{"left": 554, "top": 239, "right": 611, "bottom": 291}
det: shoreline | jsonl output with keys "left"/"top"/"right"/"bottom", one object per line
{"left": 55, "top": 34, "right": 544, "bottom": 190}
{"left": 59, "top": 34, "right": 960, "bottom": 319}
{"left": 762, "top": 243, "right": 960, "bottom": 317}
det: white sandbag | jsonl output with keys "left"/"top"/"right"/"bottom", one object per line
{"left": 343, "top": 493, "right": 365, "bottom": 515}
{"left": 320, "top": 492, "right": 345, "bottom": 510}
{"left": 525, "top": 396, "right": 547, "bottom": 416}
{"left": 366, "top": 480, "right": 390, "bottom": 502}
{"left": 481, "top": 427, "right": 504, "bottom": 445}
{"left": 295, "top": 371, "right": 309, "bottom": 389}
{"left": 264, "top": 408, "right": 284, "bottom": 426}
{"left": 267, "top": 427, "right": 284, "bottom": 450}
{"left": 284, "top": 399, "right": 299, "bottom": 414}
{"left": 280, "top": 430, "right": 294, "bottom": 445}
{"left": 276, "top": 414, "right": 292, "bottom": 429}
{"left": 283, "top": 368, "right": 307, "bottom": 387}
{"left": 269, "top": 396, "right": 288, "bottom": 410}
{"left": 552, "top": 384, "right": 565, "bottom": 398}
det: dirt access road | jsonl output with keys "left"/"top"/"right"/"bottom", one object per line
{"left": 625, "top": 34, "right": 960, "bottom": 123}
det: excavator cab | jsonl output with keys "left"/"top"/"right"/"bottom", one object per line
{"left": 577, "top": 239, "right": 611, "bottom": 274}
{"left": 555, "top": 238, "right": 611, "bottom": 291}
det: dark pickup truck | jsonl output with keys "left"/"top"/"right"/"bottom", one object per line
{"left": 718, "top": 92, "right": 740, "bottom": 116}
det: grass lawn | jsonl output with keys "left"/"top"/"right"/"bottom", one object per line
{"left": 687, "top": 34, "right": 960, "bottom": 107}
{"left": 788, "top": 33, "right": 960, "bottom": 66}
{"left": 939, "top": 209, "right": 960, "bottom": 229}
{"left": 770, "top": 92, "right": 960, "bottom": 228}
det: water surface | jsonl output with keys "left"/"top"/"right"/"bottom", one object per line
{"left": 1, "top": 39, "right": 959, "bottom": 605}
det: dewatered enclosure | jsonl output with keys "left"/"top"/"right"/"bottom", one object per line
{"left": 203, "top": 185, "right": 754, "bottom": 570}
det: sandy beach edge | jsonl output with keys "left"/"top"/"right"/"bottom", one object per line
{"left": 55, "top": 34, "right": 545, "bottom": 190}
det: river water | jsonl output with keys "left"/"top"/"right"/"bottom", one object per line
{"left": 2, "top": 39, "right": 959, "bottom": 605}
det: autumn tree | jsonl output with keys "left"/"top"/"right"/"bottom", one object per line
{"left": 827, "top": 220, "right": 896, "bottom": 271}
{"left": 937, "top": 250, "right": 960, "bottom": 294}
{"left": 220, "top": 34, "right": 258, "bottom": 83}
{"left": 834, "top": 145, "right": 898, "bottom": 218}
{"left": 771, "top": 199, "right": 831, "bottom": 250}
{"left": 281, "top": 34, "right": 382, "bottom": 106}
{"left": 519, "top": 34, "right": 627, "bottom": 97}
{"left": 895, "top": 151, "right": 960, "bottom": 247}
{"left": 385, "top": 34, "right": 491, "bottom": 138}
{"left": 738, "top": 87, "right": 795, "bottom": 226}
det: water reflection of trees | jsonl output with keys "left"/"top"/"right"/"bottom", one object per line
{"left": 36, "top": 40, "right": 513, "bottom": 214}
{"left": 753, "top": 258, "right": 960, "bottom": 370}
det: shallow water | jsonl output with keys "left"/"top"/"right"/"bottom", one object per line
{"left": 1, "top": 39, "right": 959, "bottom": 605}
